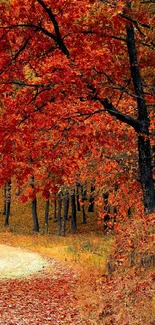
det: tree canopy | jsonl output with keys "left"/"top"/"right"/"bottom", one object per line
{"left": 0, "top": 0, "right": 155, "bottom": 212}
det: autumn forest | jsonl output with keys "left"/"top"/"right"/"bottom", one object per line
{"left": 0, "top": 0, "right": 155, "bottom": 324}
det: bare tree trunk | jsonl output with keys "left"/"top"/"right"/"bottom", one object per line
{"left": 64, "top": 190, "right": 69, "bottom": 221}
{"left": 54, "top": 196, "right": 57, "bottom": 220}
{"left": 76, "top": 182, "right": 81, "bottom": 211}
{"left": 4, "top": 180, "right": 11, "bottom": 226}
{"left": 30, "top": 176, "right": 39, "bottom": 232}
{"left": 32, "top": 198, "right": 39, "bottom": 232}
{"left": 44, "top": 198, "right": 50, "bottom": 234}
{"left": 58, "top": 191, "right": 62, "bottom": 236}
{"left": 71, "top": 190, "right": 77, "bottom": 232}
{"left": 61, "top": 190, "right": 69, "bottom": 237}
{"left": 81, "top": 185, "right": 87, "bottom": 223}
{"left": 3, "top": 184, "right": 7, "bottom": 216}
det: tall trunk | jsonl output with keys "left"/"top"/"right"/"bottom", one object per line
{"left": 54, "top": 196, "right": 57, "bottom": 220}
{"left": 126, "top": 23, "right": 155, "bottom": 213}
{"left": 62, "top": 191, "right": 69, "bottom": 237}
{"left": 71, "top": 190, "right": 77, "bottom": 231}
{"left": 3, "top": 184, "right": 7, "bottom": 216}
{"left": 4, "top": 180, "right": 11, "bottom": 226}
{"left": 32, "top": 197, "right": 39, "bottom": 232}
{"left": 58, "top": 191, "right": 62, "bottom": 236}
{"left": 81, "top": 185, "right": 87, "bottom": 223}
{"left": 76, "top": 182, "right": 81, "bottom": 211}
{"left": 62, "top": 208, "right": 66, "bottom": 237}
{"left": 138, "top": 136, "right": 155, "bottom": 213}
{"left": 63, "top": 190, "right": 69, "bottom": 221}
{"left": 44, "top": 198, "right": 50, "bottom": 234}
{"left": 30, "top": 176, "right": 39, "bottom": 232}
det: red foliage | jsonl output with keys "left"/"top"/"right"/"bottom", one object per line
{"left": 0, "top": 0, "right": 154, "bottom": 203}
{"left": 0, "top": 263, "right": 90, "bottom": 325}
{"left": 0, "top": 2, "right": 155, "bottom": 322}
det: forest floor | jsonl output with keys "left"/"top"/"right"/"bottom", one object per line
{"left": 0, "top": 187, "right": 154, "bottom": 325}
{"left": 0, "top": 230, "right": 154, "bottom": 325}
{"left": 0, "top": 242, "right": 95, "bottom": 325}
{"left": 0, "top": 237, "right": 110, "bottom": 325}
{"left": 0, "top": 231, "right": 111, "bottom": 325}
{"left": 0, "top": 244, "right": 90, "bottom": 324}
{"left": 0, "top": 190, "right": 112, "bottom": 325}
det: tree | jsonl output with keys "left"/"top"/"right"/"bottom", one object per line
{"left": 0, "top": 0, "right": 155, "bottom": 214}
{"left": 98, "top": 19, "right": 155, "bottom": 213}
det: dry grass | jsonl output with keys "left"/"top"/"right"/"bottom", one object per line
{"left": 0, "top": 184, "right": 113, "bottom": 273}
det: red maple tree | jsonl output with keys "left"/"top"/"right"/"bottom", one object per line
{"left": 0, "top": 0, "right": 155, "bottom": 214}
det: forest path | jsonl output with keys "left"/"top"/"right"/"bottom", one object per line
{"left": 0, "top": 244, "right": 91, "bottom": 325}
{"left": 0, "top": 244, "right": 49, "bottom": 280}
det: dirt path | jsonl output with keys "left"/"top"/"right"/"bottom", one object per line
{"left": 0, "top": 245, "right": 92, "bottom": 325}
{"left": 0, "top": 244, "right": 49, "bottom": 279}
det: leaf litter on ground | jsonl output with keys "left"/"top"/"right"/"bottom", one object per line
{"left": 0, "top": 258, "right": 92, "bottom": 325}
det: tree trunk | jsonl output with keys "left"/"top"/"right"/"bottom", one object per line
{"left": 127, "top": 23, "right": 155, "bottom": 213}
{"left": 3, "top": 184, "right": 7, "bottom": 216}
{"left": 58, "top": 191, "right": 62, "bottom": 236}
{"left": 71, "top": 190, "right": 77, "bottom": 231}
{"left": 44, "top": 198, "right": 50, "bottom": 234}
{"left": 30, "top": 176, "right": 39, "bottom": 232}
{"left": 138, "top": 136, "right": 155, "bottom": 213}
{"left": 32, "top": 197, "right": 39, "bottom": 232}
{"left": 99, "top": 23, "right": 155, "bottom": 214}
{"left": 63, "top": 190, "right": 69, "bottom": 221}
{"left": 54, "top": 197, "right": 57, "bottom": 220}
{"left": 4, "top": 180, "right": 11, "bottom": 226}
{"left": 60, "top": 190, "right": 69, "bottom": 237}
{"left": 76, "top": 182, "right": 81, "bottom": 211}
{"left": 81, "top": 185, "right": 87, "bottom": 223}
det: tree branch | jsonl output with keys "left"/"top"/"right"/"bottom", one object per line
{"left": 99, "top": 98, "right": 143, "bottom": 132}
{"left": 36, "top": 0, "right": 70, "bottom": 57}
{"left": 0, "top": 24, "right": 56, "bottom": 41}
{"left": 81, "top": 30, "right": 126, "bottom": 42}
{"left": 119, "top": 13, "right": 154, "bottom": 30}
{"left": 0, "top": 80, "right": 44, "bottom": 87}
{"left": 13, "top": 37, "right": 31, "bottom": 60}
